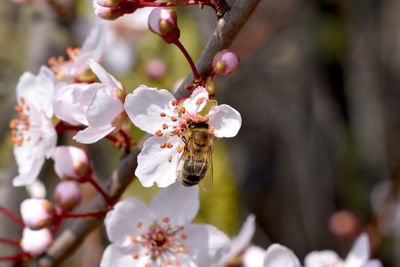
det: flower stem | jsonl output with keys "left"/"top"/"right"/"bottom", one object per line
{"left": 137, "top": 1, "right": 201, "bottom": 7}
{"left": 0, "top": 238, "right": 20, "bottom": 247}
{"left": 55, "top": 121, "right": 85, "bottom": 135}
{"left": 62, "top": 210, "right": 109, "bottom": 218}
{"left": 119, "top": 129, "right": 131, "bottom": 154}
{"left": 173, "top": 40, "right": 201, "bottom": 81}
{"left": 87, "top": 177, "right": 115, "bottom": 206}
{"left": 0, "top": 207, "right": 24, "bottom": 228}
{"left": 0, "top": 253, "right": 29, "bottom": 261}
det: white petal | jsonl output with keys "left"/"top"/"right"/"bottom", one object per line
{"left": 86, "top": 84, "right": 124, "bottom": 127}
{"left": 54, "top": 83, "right": 96, "bottom": 125}
{"left": 243, "top": 246, "right": 266, "bottom": 267}
{"left": 40, "top": 113, "right": 57, "bottom": 158}
{"left": 100, "top": 245, "right": 148, "bottom": 267}
{"left": 135, "top": 136, "right": 183, "bottom": 187}
{"left": 150, "top": 182, "right": 199, "bottom": 225}
{"left": 221, "top": 214, "right": 256, "bottom": 264}
{"left": 88, "top": 59, "right": 123, "bottom": 89}
{"left": 304, "top": 250, "right": 341, "bottom": 267}
{"left": 183, "top": 224, "right": 230, "bottom": 266}
{"left": 13, "top": 142, "right": 45, "bottom": 187}
{"left": 79, "top": 24, "right": 106, "bottom": 63}
{"left": 264, "top": 244, "right": 301, "bottom": 267}
{"left": 208, "top": 104, "right": 242, "bottom": 138}
{"left": 73, "top": 124, "right": 115, "bottom": 144}
{"left": 105, "top": 198, "right": 155, "bottom": 247}
{"left": 363, "top": 260, "right": 383, "bottom": 267}
{"left": 183, "top": 86, "right": 209, "bottom": 114}
{"left": 344, "top": 233, "right": 370, "bottom": 267}
{"left": 124, "top": 85, "right": 178, "bottom": 134}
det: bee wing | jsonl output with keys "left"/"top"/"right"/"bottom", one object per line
{"left": 200, "top": 146, "right": 213, "bottom": 192}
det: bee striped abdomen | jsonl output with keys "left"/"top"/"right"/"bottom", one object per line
{"left": 180, "top": 158, "right": 208, "bottom": 187}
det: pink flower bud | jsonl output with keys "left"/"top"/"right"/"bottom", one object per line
{"left": 212, "top": 49, "right": 240, "bottom": 76}
{"left": 54, "top": 181, "right": 81, "bottom": 211}
{"left": 21, "top": 228, "right": 52, "bottom": 255}
{"left": 52, "top": 146, "right": 89, "bottom": 180}
{"left": 148, "top": 7, "right": 180, "bottom": 43}
{"left": 20, "top": 199, "right": 55, "bottom": 230}
{"left": 93, "top": 1, "right": 124, "bottom": 20}
{"left": 96, "top": 0, "right": 122, "bottom": 7}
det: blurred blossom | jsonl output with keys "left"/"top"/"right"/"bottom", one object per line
{"left": 49, "top": 25, "right": 106, "bottom": 83}
{"left": 100, "top": 182, "right": 230, "bottom": 266}
{"left": 54, "top": 181, "right": 81, "bottom": 211}
{"left": 21, "top": 228, "right": 53, "bottom": 255}
{"left": 11, "top": 66, "right": 57, "bottom": 187}
{"left": 124, "top": 86, "right": 242, "bottom": 187}
{"left": 26, "top": 180, "right": 46, "bottom": 198}
{"left": 145, "top": 58, "right": 167, "bottom": 80}
{"left": 264, "top": 244, "right": 301, "bottom": 267}
{"left": 329, "top": 210, "right": 361, "bottom": 239}
{"left": 219, "top": 214, "right": 255, "bottom": 266}
{"left": 20, "top": 198, "right": 55, "bottom": 230}
{"left": 52, "top": 146, "right": 89, "bottom": 180}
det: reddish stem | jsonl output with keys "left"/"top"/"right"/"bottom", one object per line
{"left": 119, "top": 129, "right": 131, "bottom": 154}
{"left": 173, "top": 40, "right": 201, "bottom": 81}
{"left": 62, "top": 210, "right": 109, "bottom": 218}
{"left": 0, "top": 207, "right": 24, "bottom": 228}
{"left": 0, "top": 253, "right": 29, "bottom": 261}
{"left": 0, "top": 238, "right": 20, "bottom": 247}
{"left": 55, "top": 121, "right": 85, "bottom": 135}
{"left": 136, "top": 0, "right": 201, "bottom": 7}
{"left": 105, "top": 134, "right": 118, "bottom": 143}
{"left": 87, "top": 177, "right": 115, "bottom": 206}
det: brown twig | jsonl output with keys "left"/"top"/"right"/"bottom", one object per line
{"left": 31, "top": 0, "right": 262, "bottom": 265}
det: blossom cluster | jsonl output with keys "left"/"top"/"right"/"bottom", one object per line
{"left": 1, "top": 0, "right": 385, "bottom": 266}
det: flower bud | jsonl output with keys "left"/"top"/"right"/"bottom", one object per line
{"left": 96, "top": 0, "right": 122, "bottom": 7}
{"left": 20, "top": 199, "right": 55, "bottom": 230}
{"left": 54, "top": 181, "right": 81, "bottom": 211}
{"left": 21, "top": 228, "right": 52, "bottom": 255}
{"left": 52, "top": 146, "right": 89, "bottom": 180}
{"left": 93, "top": 1, "right": 124, "bottom": 20}
{"left": 145, "top": 58, "right": 167, "bottom": 80}
{"left": 212, "top": 49, "right": 240, "bottom": 76}
{"left": 148, "top": 8, "right": 180, "bottom": 43}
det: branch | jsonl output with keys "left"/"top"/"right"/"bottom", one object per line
{"left": 32, "top": 0, "right": 262, "bottom": 265}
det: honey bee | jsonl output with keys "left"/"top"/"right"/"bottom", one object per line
{"left": 177, "top": 121, "right": 214, "bottom": 191}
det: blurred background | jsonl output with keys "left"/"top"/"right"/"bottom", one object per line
{"left": 1, "top": 0, "right": 400, "bottom": 266}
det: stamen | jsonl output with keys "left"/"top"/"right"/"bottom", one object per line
{"left": 145, "top": 264, "right": 151, "bottom": 267}
{"left": 196, "top": 97, "right": 205, "bottom": 105}
{"left": 130, "top": 236, "right": 137, "bottom": 243}
{"left": 173, "top": 247, "right": 180, "bottom": 253}
{"left": 162, "top": 123, "right": 168, "bottom": 130}
{"left": 174, "top": 259, "right": 180, "bottom": 265}
{"left": 132, "top": 253, "right": 139, "bottom": 259}
{"left": 168, "top": 155, "right": 172, "bottom": 162}
{"left": 177, "top": 146, "right": 183, "bottom": 153}
{"left": 167, "top": 143, "right": 173, "bottom": 149}
{"left": 208, "top": 126, "right": 215, "bottom": 134}
{"left": 171, "top": 117, "right": 177, "bottom": 122}
{"left": 203, "top": 117, "right": 209, "bottom": 123}
{"left": 14, "top": 106, "right": 24, "bottom": 112}
{"left": 178, "top": 107, "right": 185, "bottom": 114}
{"left": 171, "top": 100, "right": 178, "bottom": 106}
{"left": 160, "top": 142, "right": 167, "bottom": 149}
{"left": 180, "top": 234, "right": 187, "bottom": 240}
{"left": 136, "top": 221, "right": 143, "bottom": 228}
{"left": 183, "top": 247, "right": 190, "bottom": 253}
{"left": 155, "top": 130, "right": 163, "bottom": 136}
{"left": 160, "top": 112, "right": 166, "bottom": 117}
{"left": 162, "top": 217, "right": 169, "bottom": 223}
{"left": 19, "top": 97, "right": 26, "bottom": 104}
{"left": 165, "top": 259, "right": 172, "bottom": 264}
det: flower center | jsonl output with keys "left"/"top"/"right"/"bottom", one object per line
{"left": 48, "top": 47, "right": 82, "bottom": 81}
{"left": 9, "top": 97, "right": 33, "bottom": 146}
{"left": 130, "top": 217, "right": 189, "bottom": 266}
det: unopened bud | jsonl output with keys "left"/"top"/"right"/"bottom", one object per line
{"left": 20, "top": 199, "right": 55, "bottom": 230}
{"left": 21, "top": 228, "right": 52, "bottom": 255}
{"left": 93, "top": 2, "right": 124, "bottom": 20}
{"left": 96, "top": 0, "right": 122, "bottom": 7}
{"left": 52, "top": 146, "right": 89, "bottom": 180}
{"left": 54, "top": 181, "right": 81, "bottom": 211}
{"left": 148, "top": 8, "right": 180, "bottom": 43}
{"left": 212, "top": 49, "right": 240, "bottom": 76}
